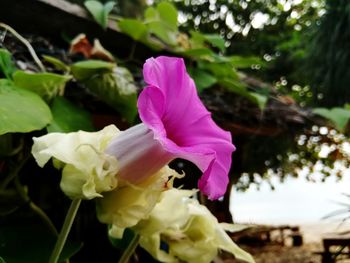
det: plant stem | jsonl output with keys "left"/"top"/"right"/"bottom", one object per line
{"left": 0, "top": 154, "right": 30, "bottom": 190}
{"left": 0, "top": 22, "right": 46, "bottom": 72}
{"left": 11, "top": 162, "right": 67, "bottom": 261}
{"left": 49, "top": 199, "right": 81, "bottom": 263}
{"left": 118, "top": 234, "right": 140, "bottom": 263}
{"left": 29, "top": 202, "right": 58, "bottom": 236}
{"left": 12, "top": 175, "right": 58, "bottom": 236}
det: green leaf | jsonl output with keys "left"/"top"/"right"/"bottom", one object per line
{"left": 71, "top": 60, "right": 115, "bottom": 81}
{"left": 0, "top": 49, "right": 16, "bottom": 80}
{"left": 0, "top": 79, "right": 52, "bottom": 135}
{"left": 219, "top": 78, "right": 248, "bottom": 96}
{"left": 119, "top": 19, "right": 148, "bottom": 41}
{"left": 156, "top": 2, "right": 178, "bottom": 31}
{"left": 218, "top": 78, "right": 268, "bottom": 110}
{"left": 0, "top": 217, "right": 82, "bottom": 263}
{"left": 47, "top": 97, "right": 95, "bottom": 133}
{"left": 189, "top": 31, "right": 225, "bottom": 52}
{"left": 13, "top": 71, "right": 71, "bottom": 101}
{"left": 189, "top": 68, "right": 217, "bottom": 92}
{"left": 249, "top": 92, "right": 269, "bottom": 111}
{"left": 147, "top": 21, "right": 177, "bottom": 45}
{"left": 201, "top": 62, "right": 239, "bottom": 79}
{"left": 144, "top": 6, "right": 158, "bottom": 21}
{"left": 0, "top": 256, "right": 5, "bottom": 263}
{"left": 84, "top": 0, "right": 115, "bottom": 29}
{"left": 84, "top": 1, "right": 104, "bottom": 26}
{"left": 189, "top": 31, "right": 205, "bottom": 47}
{"left": 313, "top": 107, "right": 350, "bottom": 131}
{"left": 144, "top": 2, "right": 178, "bottom": 45}
{"left": 203, "top": 34, "right": 225, "bottom": 52}
{"left": 228, "top": 56, "right": 264, "bottom": 69}
{"left": 77, "top": 66, "right": 138, "bottom": 123}
{"left": 42, "top": 55, "right": 70, "bottom": 72}
{"left": 180, "top": 48, "right": 214, "bottom": 58}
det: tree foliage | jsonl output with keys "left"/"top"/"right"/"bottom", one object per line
{"left": 307, "top": 0, "right": 350, "bottom": 107}
{"left": 164, "top": 0, "right": 323, "bottom": 95}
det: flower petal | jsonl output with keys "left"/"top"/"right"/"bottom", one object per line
{"left": 138, "top": 56, "right": 235, "bottom": 199}
{"left": 134, "top": 188, "right": 254, "bottom": 263}
{"left": 31, "top": 125, "right": 120, "bottom": 199}
{"left": 97, "top": 166, "right": 181, "bottom": 236}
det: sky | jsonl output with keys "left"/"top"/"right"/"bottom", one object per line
{"left": 230, "top": 172, "right": 350, "bottom": 225}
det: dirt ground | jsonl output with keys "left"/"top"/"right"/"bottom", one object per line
{"left": 217, "top": 243, "right": 321, "bottom": 263}
{"left": 217, "top": 223, "right": 350, "bottom": 263}
{"left": 241, "top": 243, "right": 322, "bottom": 263}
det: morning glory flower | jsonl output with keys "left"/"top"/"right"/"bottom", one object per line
{"left": 106, "top": 56, "right": 235, "bottom": 200}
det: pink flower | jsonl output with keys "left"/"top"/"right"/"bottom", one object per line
{"left": 106, "top": 56, "right": 235, "bottom": 200}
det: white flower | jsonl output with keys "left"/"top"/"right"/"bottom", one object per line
{"left": 31, "top": 125, "right": 120, "bottom": 199}
{"left": 133, "top": 189, "right": 255, "bottom": 263}
{"left": 97, "top": 166, "right": 183, "bottom": 238}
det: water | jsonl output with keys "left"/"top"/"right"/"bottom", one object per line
{"left": 230, "top": 173, "right": 350, "bottom": 225}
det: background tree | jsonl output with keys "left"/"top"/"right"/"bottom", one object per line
{"left": 306, "top": 0, "right": 350, "bottom": 107}
{"left": 166, "top": 0, "right": 324, "bottom": 104}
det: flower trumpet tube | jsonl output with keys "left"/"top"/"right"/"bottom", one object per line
{"left": 105, "top": 123, "right": 173, "bottom": 184}
{"left": 106, "top": 56, "right": 235, "bottom": 200}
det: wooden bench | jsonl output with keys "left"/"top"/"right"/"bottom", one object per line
{"left": 314, "top": 234, "right": 350, "bottom": 263}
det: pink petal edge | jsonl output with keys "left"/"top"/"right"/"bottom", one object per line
{"left": 138, "top": 56, "right": 236, "bottom": 199}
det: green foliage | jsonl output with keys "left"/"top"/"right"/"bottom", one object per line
{"left": 313, "top": 107, "right": 350, "bottom": 132}
{"left": 249, "top": 92, "right": 269, "bottom": 111}
{"left": 189, "top": 31, "right": 225, "bottom": 52}
{"left": 72, "top": 60, "right": 138, "bottom": 123}
{"left": 117, "top": 1, "right": 270, "bottom": 109}
{"left": 168, "top": 0, "right": 323, "bottom": 105}
{"left": 179, "top": 47, "right": 214, "bottom": 58}
{"left": 13, "top": 71, "right": 72, "bottom": 101}
{"left": 42, "top": 55, "right": 70, "bottom": 72}
{"left": 47, "top": 97, "right": 95, "bottom": 133}
{"left": 71, "top": 60, "right": 115, "bottom": 80}
{"left": 202, "top": 34, "right": 225, "bottom": 52}
{"left": 195, "top": 61, "right": 268, "bottom": 109}
{"left": 307, "top": 0, "right": 350, "bottom": 106}
{"left": 85, "top": 72, "right": 138, "bottom": 123}
{"left": 0, "top": 79, "right": 52, "bottom": 135}
{"left": 189, "top": 68, "right": 217, "bottom": 92}
{"left": 0, "top": 49, "right": 16, "bottom": 79}
{"left": 145, "top": 2, "right": 178, "bottom": 45}
{"left": 118, "top": 19, "right": 148, "bottom": 41}
{"left": 118, "top": 2, "right": 178, "bottom": 47}
{"left": 84, "top": 0, "right": 115, "bottom": 29}
{"left": 228, "top": 56, "right": 264, "bottom": 69}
